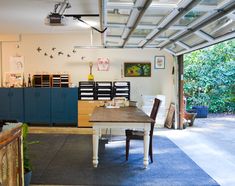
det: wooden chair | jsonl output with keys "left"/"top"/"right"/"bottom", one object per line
{"left": 125, "top": 98, "right": 161, "bottom": 163}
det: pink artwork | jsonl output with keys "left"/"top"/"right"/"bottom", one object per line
{"left": 97, "top": 58, "right": 110, "bottom": 71}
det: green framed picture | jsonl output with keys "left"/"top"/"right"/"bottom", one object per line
{"left": 124, "top": 62, "right": 151, "bottom": 77}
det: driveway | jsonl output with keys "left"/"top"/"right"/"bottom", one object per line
{"left": 158, "top": 114, "right": 235, "bottom": 186}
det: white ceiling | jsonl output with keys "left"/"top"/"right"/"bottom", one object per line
{"left": 0, "top": 0, "right": 99, "bottom": 34}
{"left": 0, "top": 0, "right": 234, "bottom": 55}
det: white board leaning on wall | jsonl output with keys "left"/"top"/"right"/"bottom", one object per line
{"left": 141, "top": 95, "right": 166, "bottom": 128}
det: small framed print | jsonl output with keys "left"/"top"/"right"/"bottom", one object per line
{"left": 154, "top": 56, "right": 165, "bottom": 69}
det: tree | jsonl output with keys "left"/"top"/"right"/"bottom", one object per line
{"left": 184, "top": 39, "right": 235, "bottom": 113}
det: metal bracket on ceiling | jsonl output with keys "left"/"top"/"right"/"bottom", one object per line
{"left": 64, "top": 14, "right": 107, "bottom": 33}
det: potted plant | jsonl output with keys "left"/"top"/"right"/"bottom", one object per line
{"left": 22, "top": 123, "right": 33, "bottom": 186}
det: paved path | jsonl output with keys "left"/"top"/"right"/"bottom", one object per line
{"left": 158, "top": 114, "right": 235, "bottom": 186}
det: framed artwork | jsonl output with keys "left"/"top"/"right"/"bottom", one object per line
{"left": 154, "top": 56, "right": 165, "bottom": 69}
{"left": 10, "top": 56, "right": 24, "bottom": 72}
{"left": 97, "top": 58, "right": 110, "bottom": 71}
{"left": 5, "top": 72, "right": 23, "bottom": 87}
{"left": 124, "top": 62, "right": 151, "bottom": 77}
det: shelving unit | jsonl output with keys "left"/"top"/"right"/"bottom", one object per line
{"left": 33, "top": 74, "right": 51, "bottom": 87}
{"left": 79, "top": 81, "right": 95, "bottom": 100}
{"left": 33, "top": 74, "right": 70, "bottom": 87}
{"left": 95, "top": 81, "right": 112, "bottom": 100}
{"left": 60, "top": 74, "right": 70, "bottom": 87}
{"left": 51, "top": 75, "right": 60, "bottom": 87}
{"left": 113, "top": 81, "right": 130, "bottom": 100}
{"left": 52, "top": 74, "right": 70, "bottom": 87}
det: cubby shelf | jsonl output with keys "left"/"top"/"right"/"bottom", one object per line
{"left": 79, "top": 81, "right": 96, "bottom": 100}
{"left": 78, "top": 81, "right": 130, "bottom": 100}
{"left": 113, "top": 81, "right": 130, "bottom": 100}
{"left": 33, "top": 74, "right": 70, "bottom": 87}
{"left": 95, "top": 81, "right": 112, "bottom": 100}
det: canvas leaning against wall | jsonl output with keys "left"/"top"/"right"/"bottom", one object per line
{"left": 124, "top": 62, "right": 151, "bottom": 77}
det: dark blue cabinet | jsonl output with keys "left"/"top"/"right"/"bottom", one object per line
{"left": 0, "top": 88, "right": 24, "bottom": 122}
{"left": 24, "top": 88, "right": 51, "bottom": 124}
{"left": 0, "top": 88, "right": 10, "bottom": 120}
{"left": 0, "top": 88, "right": 78, "bottom": 126}
{"left": 51, "top": 88, "right": 78, "bottom": 125}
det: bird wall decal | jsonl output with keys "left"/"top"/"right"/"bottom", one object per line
{"left": 36, "top": 46, "right": 78, "bottom": 60}
{"left": 37, "top": 47, "right": 42, "bottom": 52}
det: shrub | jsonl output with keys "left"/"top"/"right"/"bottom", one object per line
{"left": 184, "top": 39, "right": 235, "bottom": 113}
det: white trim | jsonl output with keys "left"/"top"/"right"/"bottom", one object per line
{"left": 175, "top": 32, "right": 235, "bottom": 56}
{"left": 106, "top": 2, "right": 134, "bottom": 9}
{"left": 107, "top": 1, "right": 177, "bottom": 10}
{"left": 195, "top": 30, "right": 214, "bottom": 42}
{"left": 101, "top": 0, "right": 108, "bottom": 47}
{"left": 193, "top": 5, "right": 217, "bottom": 11}
{"left": 227, "top": 12, "right": 235, "bottom": 20}
{"left": 0, "top": 42, "right": 2, "bottom": 87}
{"left": 173, "top": 56, "right": 179, "bottom": 129}
{"left": 176, "top": 41, "right": 190, "bottom": 50}
{"left": 164, "top": 48, "right": 176, "bottom": 55}
{"left": 74, "top": 45, "right": 105, "bottom": 49}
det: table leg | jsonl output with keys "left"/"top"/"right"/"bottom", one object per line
{"left": 92, "top": 128, "right": 99, "bottom": 168}
{"left": 143, "top": 128, "right": 150, "bottom": 168}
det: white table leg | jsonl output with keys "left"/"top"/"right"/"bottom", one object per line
{"left": 93, "top": 128, "right": 99, "bottom": 168}
{"left": 143, "top": 126, "right": 150, "bottom": 168}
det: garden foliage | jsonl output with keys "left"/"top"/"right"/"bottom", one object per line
{"left": 184, "top": 40, "right": 235, "bottom": 113}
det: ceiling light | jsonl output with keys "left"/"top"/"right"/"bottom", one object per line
{"left": 76, "top": 20, "right": 98, "bottom": 28}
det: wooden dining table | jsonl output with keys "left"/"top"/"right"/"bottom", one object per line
{"left": 90, "top": 106, "right": 154, "bottom": 168}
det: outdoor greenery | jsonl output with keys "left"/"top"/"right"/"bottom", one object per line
{"left": 184, "top": 39, "right": 235, "bottom": 113}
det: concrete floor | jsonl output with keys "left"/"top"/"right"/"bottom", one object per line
{"left": 31, "top": 115, "right": 235, "bottom": 186}
{"left": 157, "top": 114, "right": 235, "bottom": 186}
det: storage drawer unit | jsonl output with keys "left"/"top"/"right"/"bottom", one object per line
{"left": 78, "top": 100, "right": 104, "bottom": 127}
{"left": 113, "top": 81, "right": 130, "bottom": 100}
{"left": 95, "top": 81, "right": 112, "bottom": 100}
{"left": 79, "top": 81, "right": 96, "bottom": 100}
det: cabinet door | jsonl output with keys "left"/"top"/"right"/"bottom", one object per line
{"left": 0, "top": 88, "right": 10, "bottom": 119}
{"left": 9, "top": 88, "right": 24, "bottom": 122}
{"left": 51, "top": 88, "right": 78, "bottom": 124}
{"left": 24, "top": 88, "right": 51, "bottom": 124}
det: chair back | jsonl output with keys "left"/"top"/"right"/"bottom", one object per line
{"left": 150, "top": 98, "right": 161, "bottom": 135}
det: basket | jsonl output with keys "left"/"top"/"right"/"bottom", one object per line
{"left": 192, "top": 106, "right": 208, "bottom": 118}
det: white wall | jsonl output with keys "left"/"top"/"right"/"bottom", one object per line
{"left": 0, "top": 42, "right": 2, "bottom": 86}
{"left": 0, "top": 33, "right": 174, "bottom": 109}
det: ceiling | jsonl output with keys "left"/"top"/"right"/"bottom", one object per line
{"left": 0, "top": 0, "right": 100, "bottom": 34}
{"left": 0, "top": 0, "right": 235, "bottom": 55}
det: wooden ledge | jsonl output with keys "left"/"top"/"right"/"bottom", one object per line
{"left": 29, "top": 127, "right": 92, "bottom": 135}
